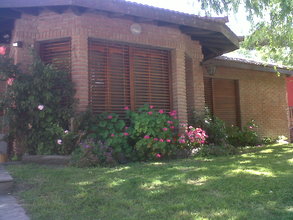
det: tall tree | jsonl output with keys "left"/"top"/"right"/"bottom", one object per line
{"left": 195, "top": 0, "right": 292, "bottom": 66}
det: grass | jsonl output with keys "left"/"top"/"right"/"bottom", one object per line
{"left": 7, "top": 144, "right": 293, "bottom": 220}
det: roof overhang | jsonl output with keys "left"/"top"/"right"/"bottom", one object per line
{"left": 203, "top": 56, "right": 293, "bottom": 75}
{"left": 0, "top": 0, "right": 239, "bottom": 59}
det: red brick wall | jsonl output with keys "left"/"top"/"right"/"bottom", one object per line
{"left": 10, "top": 9, "right": 206, "bottom": 125}
{"left": 204, "top": 66, "right": 289, "bottom": 138}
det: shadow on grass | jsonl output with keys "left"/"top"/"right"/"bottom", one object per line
{"left": 8, "top": 144, "right": 293, "bottom": 220}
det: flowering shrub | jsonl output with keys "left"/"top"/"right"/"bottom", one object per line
{"left": 128, "top": 105, "right": 179, "bottom": 160}
{"left": 226, "top": 120, "right": 261, "bottom": 147}
{"left": 178, "top": 124, "right": 208, "bottom": 152}
{"left": 0, "top": 54, "right": 75, "bottom": 156}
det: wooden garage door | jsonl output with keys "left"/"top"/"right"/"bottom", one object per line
{"left": 204, "top": 77, "right": 240, "bottom": 126}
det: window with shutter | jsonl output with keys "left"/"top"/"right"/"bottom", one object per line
{"left": 39, "top": 38, "right": 71, "bottom": 73}
{"left": 88, "top": 39, "right": 171, "bottom": 117}
{"left": 204, "top": 77, "right": 241, "bottom": 126}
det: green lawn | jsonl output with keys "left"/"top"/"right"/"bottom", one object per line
{"left": 7, "top": 144, "right": 293, "bottom": 220}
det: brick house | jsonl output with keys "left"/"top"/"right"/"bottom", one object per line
{"left": 0, "top": 0, "right": 291, "bottom": 138}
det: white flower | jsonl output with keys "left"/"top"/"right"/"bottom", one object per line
{"left": 38, "top": 105, "right": 44, "bottom": 110}
{"left": 57, "top": 139, "right": 62, "bottom": 145}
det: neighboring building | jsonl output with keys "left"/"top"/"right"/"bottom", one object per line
{"left": 0, "top": 0, "right": 291, "bottom": 138}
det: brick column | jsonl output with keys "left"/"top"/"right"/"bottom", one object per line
{"left": 71, "top": 30, "right": 89, "bottom": 111}
{"left": 171, "top": 49, "right": 188, "bottom": 127}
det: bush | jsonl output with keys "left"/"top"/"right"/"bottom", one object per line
{"left": 0, "top": 54, "right": 76, "bottom": 156}
{"left": 128, "top": 105, "right": 179, "bottom": 161}
{"left": 226, "top": 120, "right": 261, "bottom": 147}
{"left": 191, "top": 109, "right": 228, "bottom": 146}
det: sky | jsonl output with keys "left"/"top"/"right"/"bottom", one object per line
{"left": 126, "top": 0, "right": 252, "bottom": 36}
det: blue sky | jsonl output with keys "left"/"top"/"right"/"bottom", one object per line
{"left": 126, "top": 0, "right": 251, "bottom": 36}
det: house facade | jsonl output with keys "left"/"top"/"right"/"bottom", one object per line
{"left": 0, "top": 0, "right": 291, "bottom": 138}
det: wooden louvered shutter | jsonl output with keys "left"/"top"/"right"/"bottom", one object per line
{"left": 204, "top": 77, "right": 240, "bottom": 126}
{"left": 39, "top": 38, "right": 71, "bottom": 73}
{"left": 88, "top": 40, "right": 130, "bottom": 116}
{"left": 132, "top": 47, "right": 171, "bottom": 112}
{"left": 185, "top": 54, "right": 194, "bottom": 122}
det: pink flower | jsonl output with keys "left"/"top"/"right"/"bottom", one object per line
{"left": 249, "top": 126, "right": 253, "bottom": 129}
{"left": 162, "top": 127, "right": 168, "bottom": 131}
{"left": 167, "top": 120, "right": 173, "bottom": 124}
{"left": 169, "top": 110, "right": 177, "bottom": 117}
{"left": 154, "top": 138, "right": 159, "bottom": 141}
{"left": 144, "top": 135, "right": 150, "bottom": 139}
{"left": 159, "top": 139, "right": 164, "bottom": 142}
{"left": 170, "top": 126, "right": 175, "bottom": 129}
{"left": 166, "top": 139, "right": 171, "bottom": 143}
{"left": 57, "top": 139, "right": 62, "bottom": 145}
{"left": 124, "top": 106, "right": 129, "bottom": 110}
{"left": 6, "top": 78, "right": 14, "bottom": 86}
{"left": 156, "top": 153, "right": 162, "bottom": 158}
{"left": 125, "top": 126, "right": 129, "bottom": 130}
{"left": 159, "top": 109, "right": 164, "bottom": 114}
{"left": 111, "top": 134, "right": 115, "bottom": 137}
{"left": 107, "top": 115, "right": 113, "bottom": 119}
{"left": 0, "top": 46, "right": 6, "bottom": 55}
{"left": 123, "top": 132, "right": 129, "bottom": 136}
{"left": 179, "top": 139, "right": 186, "bottom": 144}
{"left": 148, "top": 111, "right": 153, "bottom": 115}
{"left": 38, "top": 105, "right": 44, "bottom": 111}
{"left": 150, "top": 105, "right": 154, "bottom": 109}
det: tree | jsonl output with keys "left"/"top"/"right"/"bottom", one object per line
{"left": 195, "top": 0, "right": 293, "bottom": 66}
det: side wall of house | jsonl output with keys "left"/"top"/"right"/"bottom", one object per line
{"left": 204, "top": 66, "right": 289, "bottom": 138}
{"left": 9, "top": 9, "right": 205, "bottom": 124}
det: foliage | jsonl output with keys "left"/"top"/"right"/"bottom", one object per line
{"left": 128, "top": 105, "right": 179, "bottom": 161}
{"left": 194, "top": 0, "right": 293, "bottom": 66}
{"left": 226, "top": 120, "right": 261, "bottom": 147}
{"left": 0, "top": 53, "right": 76, "bottom": 155}
{"left": 8, "top": 144, "right": 293, "bottom": 220}
{"left": 262, "top": 136, "right": 278, "bottom": 145}
{"left": 191, "top": 109, "right": 228, "bottom": 146}
{"left": 178, "top": 124, "right": 208, "bottom": 152}
{"left": 70, "top": 140, "right": 116, "bottom": 167}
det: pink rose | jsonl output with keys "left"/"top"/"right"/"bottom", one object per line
{"left": 6, "top": 78, "right": 14, "bottom": 86}
{"left": 170, "top": 126, "right": 175, "bottom": 129}
{"left": 156, "top": 153, "right": 162, "bottom": 158}
{"left": 107, "top": 115, "right": 113, "bottom": 119}
{"left": 123, "top": 132, "right": 129, "bottom": 136}
{"left": 150, "top": 105, "right": 154, "bottom": 109}
{"left": 144, "top": 135, "right": 150, "bottom": 139}
{"left": 124, "top": 106, "right": 129, "bottom": 110}
{"left": 111, "top": 134, "right": 115, "bottom": 137}
{"left": 0, "top": 46, "right": 6, "bottom": 55}
{"left": 148, "top": 111, "right": 153, "bottom": 115}
{"left": 166, "top": 139, "right": 171, "bottom": 143}
{"left": 159, "top": 139, "right": 164, "bottom": 142}
{"left": 154, "top": 138, "right": 159, "bottom": 141}
{"left": 167, "top": 121, "right": 173, "bottom": 124}
{"left": 159, "top": 109, "right": 164, "bottom": 114}
{"left": 162, "top": 127, "right": 168, "bottom": 131}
